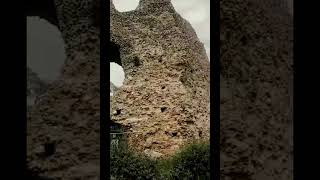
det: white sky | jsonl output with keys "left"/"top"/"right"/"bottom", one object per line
{"left": 27, "top": 0, "right": 210, "bottom": 87}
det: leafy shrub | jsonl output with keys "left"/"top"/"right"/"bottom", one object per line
{"left": 110, "top": 146, "right": 158, "bottom": 180}
{"left": 168, "top": 142, "right": 210, "bottom": 180}
{"left": 110, "top": 141, "right": 210, "bottom": 180}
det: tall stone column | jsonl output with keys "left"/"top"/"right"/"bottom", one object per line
{"left": 110, "top": 0, "right": 210, "bottom": 157}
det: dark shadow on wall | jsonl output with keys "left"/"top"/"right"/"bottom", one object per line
{"left": 109, "top": 41, "right": 122, "bottom": 66}
{"left": 26, "top": 168, "right": 54, "bottom": 180}
{"left": 26, "top": 0, "right": 59, "bottom": 28}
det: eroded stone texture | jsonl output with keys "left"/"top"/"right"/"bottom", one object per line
{"left": 27, "top": 0, "right": 100, "bottom": 179}
{"left": 110, "top": 0, "right": 210, "bottom": 157}
{"left": 27, "top": 67, "right": 48, "bottom": 106}
{"left": 220, "top": 0, "right": 293, "bottom": 179}
{"left": 110, "top": 82, "right": 118, "bottom": 96}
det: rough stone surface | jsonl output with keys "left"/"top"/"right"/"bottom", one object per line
{"left": 27, "top": 67, "right": 48, "bottom": 106}
{"left": 110, "top": 82, "right": 118, "bottom": 96}
{"left": 220, "top": 0, "right": 293, "bottom": 179}
{"left": 110, "top": 0, "right": 210, "bottom": 157}
{"left": 27, "top": 0, "right": 100, "bottom": 179}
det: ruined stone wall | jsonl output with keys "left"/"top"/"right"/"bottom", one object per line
{"left": 220, "top": 0, "right": 293, "bottom": 179}
{"left": 27, "top": 0, "right": 100, "bottom": 179}
{"left": 27, "top": 0, "right": 210, "bottom": 178}
{"left": 110, "top": 0, "right": 210, "bottom": 157}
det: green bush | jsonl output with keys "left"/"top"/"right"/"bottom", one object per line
{"left": 168, "top": 142, "right": 210, "bottom": 180}
{"left": 110, "top": 146, "right": 158, "bottom": 180}
{"left": 110, "top": 141, "right": 210, "bottom": 180}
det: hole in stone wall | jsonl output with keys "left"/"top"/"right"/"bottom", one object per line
{"left": 44, "top": 142, "right": 55, "bottom": 157}
{"left": 116, "top": 109, "right": 121, "bottom": 115}
{"left": 133, "top": 56, "right": 141, "bottom": 67}
{"left": 185, "top": 120, "right": 194, "bottom": 125}
{"left": 172, "top": 132, "right": 178, "bottom": 136}
{"left": 110, "top": 41, "right": 125, "bottom": 95}
{"left": 27, "top": 16, "right": 66, "bottom": 83}
{"left": 161, "top": 107, "right": 167, "bottom": 112}
{"left": 240, "top": 36, "right": 247, "bottom": 45}
{"left": 27, "top": 16, "right": 66, "bottom": 107}
{"left": 110, "top": 62, "right": 124, "bottom": 94}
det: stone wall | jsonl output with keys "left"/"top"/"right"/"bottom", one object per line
{"left": 220, "top": 0, "right": 293, "bottom": 179}
{"left": 27, "top": 0, "right": 100, "bottom": 179}
{"left": 110, "top": 0, "right": 210, "bottom": 157}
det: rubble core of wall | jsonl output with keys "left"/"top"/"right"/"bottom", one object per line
{"left": 220, "top": 0, "right": 293, "bottom": 179}
{"left": 110, "top": 0, "right": 210, "bottom": 158}
{"left": 27, "top": 0, "right": 100, "bottom": 179}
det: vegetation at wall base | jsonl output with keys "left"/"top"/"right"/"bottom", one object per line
{"left": 110, "top": 141, "right": 210, "bottom": 180}
{"left": 168, "top": 141, "right": 210, "bottom": 179}
{"left": 110, "top": 146, "right": 158, "bottom": 180}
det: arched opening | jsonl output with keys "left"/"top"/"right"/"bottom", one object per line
{"left": 27, "top": 16, "right": 66, "bottom": 83}
{"left": 27, "top": 16, "right": 66, "bottom": 107}
{"left": 110, "top": 63, "right": 125, "bottom": 88}
{"left": 110, "top": 41, "right": 125, "bottom": 92}
{"left": 109, "top": 41, "right": 126, "bottom": 150}
{"left": 27, "top": 0, "right": 65, "bottom": 107}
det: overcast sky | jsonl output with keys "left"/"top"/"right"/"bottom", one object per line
{"left": 27, "top": 0, "right": 210, "bottom": 87}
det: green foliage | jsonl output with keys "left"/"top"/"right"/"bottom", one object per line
{"left": 110, "top": 141, "right": 210, "bottom": 180}
{"left": 168, "top": 142, "right": 210, "bottom": 180}
{"left": 110, "top": 146, "right": 158, "bottom": 180}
